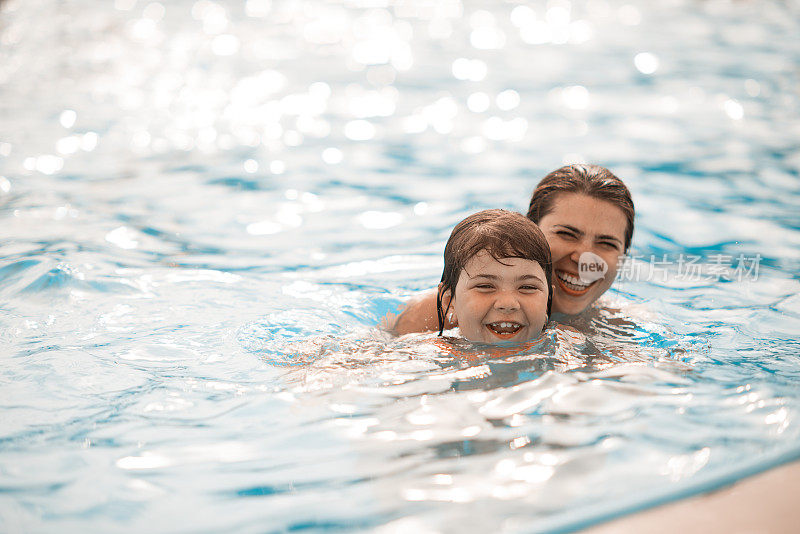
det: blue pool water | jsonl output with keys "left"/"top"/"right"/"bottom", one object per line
{"left": 1, "top": 0, "right": 800, "bottom": 532}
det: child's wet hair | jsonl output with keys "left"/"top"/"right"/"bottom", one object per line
{"left": 437, "top": 209, "right": 552, "bottom": 335}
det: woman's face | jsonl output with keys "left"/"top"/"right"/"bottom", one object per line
{"left": 538, "top": 193, "right": 628, "bottom": 315}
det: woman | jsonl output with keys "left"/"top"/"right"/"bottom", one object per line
{"left": 388, "top": 164, "right": 634, "bottom": 334}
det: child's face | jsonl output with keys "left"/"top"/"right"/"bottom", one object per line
{"left": 449, "top": 250, "right": 549, "bottom": 343}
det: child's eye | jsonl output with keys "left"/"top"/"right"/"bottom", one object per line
{"left": 519, "top": 285, "right": 541, "bottom": 292}
{"left": 474, "top": 283, "right": 494, "bottom": 290}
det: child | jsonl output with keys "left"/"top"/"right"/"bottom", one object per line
{"left": 436, "top": 209, "right": 553, "bottom": 343}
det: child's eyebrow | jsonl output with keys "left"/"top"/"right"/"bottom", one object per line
{"left": 469, "top": 273, "right": 545, "bottom": 283}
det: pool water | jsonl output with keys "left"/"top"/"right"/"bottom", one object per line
{"left": 2, "top": 0, "right": 800, "bottom": 532}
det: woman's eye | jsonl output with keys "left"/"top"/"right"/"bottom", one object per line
{"left": 556, "top": 230, "right": 576, "bottom": 239}
{"left": 599, "top": 241, "right": 620, "bottom": 250}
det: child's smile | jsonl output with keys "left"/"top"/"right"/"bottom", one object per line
{"left": 485, "top": 321, "right": 526, "bottom": 339}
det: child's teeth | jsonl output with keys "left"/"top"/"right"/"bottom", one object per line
{"left": 489, "top": 322, "right": 522, "bottom": 333}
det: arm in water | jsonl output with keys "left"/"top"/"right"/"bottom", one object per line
{"left": 383, "top": 290, "right": 456, "bottom": 335}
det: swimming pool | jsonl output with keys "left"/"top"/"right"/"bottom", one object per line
{"left": 1, "top": 0, "right": 799, "bottom": 531}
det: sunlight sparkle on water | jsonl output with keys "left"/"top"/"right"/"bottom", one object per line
{"left": 496, "top": 89, "right": 520, "bottom": 110}
{"left": 562, "top": 85, "right": 590, "bottom": 110}
{"left": 634, "top": 52, "right": 659, "bottom": 74}
{"left": 519, "top": 20, "right": 553, "bottom": 45}
{"left": 467, "top": 92, "right": 491, "bottom": 113}
{"left": 344, "top": 120, "right": 376, "bottom": 141}
{"left": 724, "top": 98, "right": 745, "bottom": 120}
{"left": 322, "top": 147, "right": 344, "bottom": 164}
{"left": 247, "top": 221, "right": 283, "bottom": 235}
{"left": 452, "top": 58, "right": 488, "bottom": 81}
{"left": 212, "top": 34, "right": 240, "bottom": 55}
{"left": 269, "top": 160, "right": 286, "bottom": 174}
{"left": 27, "top": 155, "right": 64, "bottom": 175}
{"left": 106, "top": 227, "right": 139, "bottom": 250}
{"left": 56, "top": 136, "right": 81, "bottom": 155}
{"left": 470, "top": 10, "right": 506, "bottom": 50}
{"left": 243, "top": 159, "right": 258, "bottom": 173}
{"left": 510, "top": 5, "right": 537, "bottom": 27}
{"left": 59, "top": 110, "right": 77, "bottom": 128}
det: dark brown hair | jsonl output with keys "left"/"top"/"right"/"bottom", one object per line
{"left": 526, "top": 164, "right": 635, "bottom": 251}
{"left": 437, "top": 209, "right": 552, "bottom": 335}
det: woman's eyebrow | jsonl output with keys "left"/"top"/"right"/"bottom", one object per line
{"left": 554, "top": 224, "right": 582, "bottom": 235}
{"left": 556, "top": 224, "right": 622, "bottom": 244}
{"left": 597, "top": 234, "right": 623, "bottom": 244}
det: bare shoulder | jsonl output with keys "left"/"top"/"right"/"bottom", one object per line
{"left": 382, "top": 289, "right": 441, "bottom": 335}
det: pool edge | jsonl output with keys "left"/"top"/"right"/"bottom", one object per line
{"left": 580, "top": 456, "right": 800, "bottom": 534}
{"left": 528, "top": 444, "right": 800, "bottom": 533}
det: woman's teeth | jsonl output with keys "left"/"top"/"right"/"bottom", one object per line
{"left": 487, "top": 322, "right": 522, "bottom": 334}
{"left": 557, "top": 271, "right": 591, "bottom": 291}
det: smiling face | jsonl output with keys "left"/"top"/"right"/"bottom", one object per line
{"left": 448, "top": 250, "right": 549, "bottom": 343}
{"left": 538, "top": 193, "right": 628, "bottom": 315}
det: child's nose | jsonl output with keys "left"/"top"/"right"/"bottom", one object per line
{"left": 494, "top": 292, "right": 520, "bottom": 312}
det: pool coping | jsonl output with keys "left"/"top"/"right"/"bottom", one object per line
{"left": 529, "top": 444, "right": 800, "bottom": 533}
{"left": 580, "top": 457, "right": 800, "bottom": 533}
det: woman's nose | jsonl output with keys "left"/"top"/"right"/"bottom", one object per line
{"left": 568, "top": 240, "right": 592, "bottom": 262}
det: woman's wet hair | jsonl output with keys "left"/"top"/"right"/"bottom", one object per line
{"left": 437, "top": 209, "right": 552, "bottom": 335}
{"left": 526, "top": 164, "right": 635, "bottom": 252}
